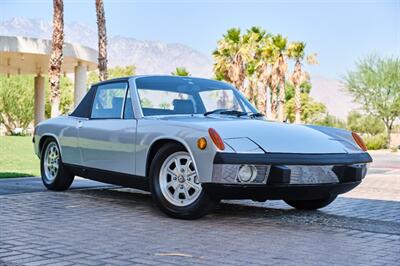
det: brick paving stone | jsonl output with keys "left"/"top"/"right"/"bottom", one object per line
{"left": 1, "top": 165, "right": 400, "bottom": 266}
{"left": 0, "top": 188, "right": 399, "bottom": 266}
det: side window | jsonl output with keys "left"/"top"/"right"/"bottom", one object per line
{"left": 70, "top": 85, "right": 95, "bottom": 118}
{"left": 123, "top": 88, "right": 134, "bottom": 119}
{"left": 91, "top": 82, "right": 127, "bottom": 119}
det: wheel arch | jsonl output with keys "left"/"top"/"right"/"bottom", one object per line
{"left": 146, "top": 138, "right": 194, "bottom": 177}
{"left": 38, "top": 134, "right": 62, "bottom": 158}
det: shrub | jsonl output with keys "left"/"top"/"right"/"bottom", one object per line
{"left": 313, "top": 114, "right": 347, "bottom": 129}
{"left": 347, "top": 111, "right": 386, "bottom": 135}
{"left": 364, "top": 133, "right": 388, "bottom": 150}
{"left": 0, "top": 74, "right": 73, "bottom": 134}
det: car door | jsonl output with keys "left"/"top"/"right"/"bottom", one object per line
{"left": 78, "top": 81, "right": 136, "bottom": 175}
{"left": 63, "top": 85, "right": 97, "bottom": 165}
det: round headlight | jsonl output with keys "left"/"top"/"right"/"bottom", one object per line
{"left": 237, "top": 165, "right": 257, "bottom": 183}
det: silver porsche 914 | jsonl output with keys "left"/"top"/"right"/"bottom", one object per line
{"left": 33, "top": 75, "right": 372, "bottom": 219}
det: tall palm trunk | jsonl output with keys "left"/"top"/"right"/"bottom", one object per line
{"left": 246, "top": 79, "right": 255, "bottom": 105}
{"left": 277, "top": 79, "right": 285, "bottom": 121}
{"left": 265, "top": 85, "right": 272, "bottom": 119}
{"left": 49, "top": 0, "right": 64, "bottom": 118}
{"left": 269, "top": 65, "right": 280, "bottom": 120}
{"left": 257, "top": 63, "right": 270, "bottom": 114}
{"left": 277, "top": 54, "right": 287, "bottom": 122}
{"left": 96, "top": 0, "right": 108, "bottom": 81}
{"left": 229, "top": 54, "right": 245, "bottom": 94}
{"left": 293, "top": 60, "right": 302, "bottom": 123}
{"left": 256, "top": 82, "right": 266, "bottom": 114}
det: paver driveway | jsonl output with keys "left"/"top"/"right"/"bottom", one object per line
{"left": 0, "top": 151, "right": 399, "bottom": 266}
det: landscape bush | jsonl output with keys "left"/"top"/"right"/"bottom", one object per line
{"left": 364, "top": 133, "right": 388, "bottom": 150}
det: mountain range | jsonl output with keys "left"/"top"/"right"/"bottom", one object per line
{"left": 0, "top": 17, "right": 213, "bottom": 77}
{"left": 0, "top": 17, "right": 357, "bottom": 119}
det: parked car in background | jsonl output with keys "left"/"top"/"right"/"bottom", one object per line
{"left": 33, "top": 76, "right": 372, "bottom": 219}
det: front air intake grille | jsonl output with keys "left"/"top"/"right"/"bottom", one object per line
{"left": 286, "top": 165, "right": 339, "bottom": 184}
{"left": 212, "top": 164, "right": 270, "bottom": 184}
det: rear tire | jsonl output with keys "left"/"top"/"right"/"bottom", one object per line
{"left": 40, "top": 138, "right": 74, "bottom": 191}
{"left": 284, "top": 195, "right": 337, "bottom": 210}
{"left": 149, "top": 143, "right": 218, "bottom": 219}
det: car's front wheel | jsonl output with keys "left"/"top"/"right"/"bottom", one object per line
{"left": 284, "top": 195, "right": 337, "bottom": 210}
{"left": 40, "top": 138, "right": 74, "bottom": 191}
{"left": 149, "top": 143, "right": 218, "bottom": 219}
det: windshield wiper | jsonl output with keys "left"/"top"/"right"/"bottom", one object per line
{"left": 237, "top": 112, "right": 264, "bottom": 118}
{"left": 204, "top": 109, "right": 247, "bottom": 117}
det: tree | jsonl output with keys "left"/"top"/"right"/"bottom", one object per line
{"left": 213, "top": 27, "right": 273, "bottom": 114}
{"left": 212, "top": 27, "right": 317, "bottom": 122}
{"left": 259, "top": 35, "right": 279, "bottom": 118}
{"left": 213, "top": 28, "right": 249, "bottom": 94}
{"left": 49, "top": 0, "right": 64, "bottom": 118}
{"left": 0, "top": 75, "right": 34, "bottom": 133}
{"left": 287, "top": 42, "right": 306, "bottom": 123}
{"left": 171, "top": 67, "right": 190, "bottom": 76}
{"left": 347, "top": 111, "right": 386, "bottom": 136}
{"left": 243, "top": 27, "right": 266, "bottom": 107}
{"left": 45, "top": 76, "right": 74, "bottom": 117}
{"left": 88, "top": 65, "right": 135, "bottom": 85}
{"left": 0, "top": 75, "right": 73, "bottom": 134}
{"left": 285, "top": 81, "right": 326, "bottom": 124}
{"left": 314, "top": 114, "right": 347, "bottom": 129}
{"left": 245, "top": 61, "right": 257, "bottom": 105}
{"left": 344, "top": 56, "right": 400, "bottom": 146}
{"left": 95, "top": 0, "right": 108, "bottom": 81}
{"left": 242, "top": 27, "right": 265, "bottom": 104}
{"left": 272, "top": 34, "right": 288, "bottom": 122}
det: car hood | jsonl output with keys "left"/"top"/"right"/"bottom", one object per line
{"left": 155, "top": 115, "right": 362, "bottom": 154}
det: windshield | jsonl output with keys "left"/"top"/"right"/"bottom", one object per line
{"left": 135, "top": 76, "right": 257, "bottom": 116}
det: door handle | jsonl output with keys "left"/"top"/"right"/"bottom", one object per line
{"left": 77, "top": 120, "right": 83, "bottom": 128}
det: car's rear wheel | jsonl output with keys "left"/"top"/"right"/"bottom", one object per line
{"left": 40, "top": 138, "right": 74, "bottom": 191}
{"left": 284, "top": 195, "right": 337, "bottom": 210}
{"left": 149, "top": 143, "right": 218, "bottom": 219}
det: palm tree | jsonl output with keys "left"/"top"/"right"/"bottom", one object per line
{"left": 95, "top": 0, "right": 108, "bottom": 81}
{"left": 242, "top": 27, "right": 265, "bottom": 107}
{"left": 245, "top": 62, "right": 257, "bottom": 105}
{"left": 287, "top": 42, "right": 306, "bottom": 123}
{"left": 171, "top": 67, "right": 190, "bottom": 76}
{"left": 49, "top": 0, "right": 64, "bottom": 118}
{"left": 172, "top": 67, "right": 190, "bottom": 99}
{"left": 258, "top": 36, "right": 280, "bottom": 119}
{"left": 213, "top": 28, "right": 250, "bottom": 94}
{"left": 272, "top": 34, "right": 288, "bottom": 122}
{"left": 254, "top": 61, "right": 269, "bottom": 114}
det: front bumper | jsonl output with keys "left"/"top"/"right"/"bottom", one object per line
{"left": 213, "top": 152, "right": 373, "bottom": 165}
{"left": 205, "top": 152, "right": 372, "bottom": 200}
{"left": 203, "top": 181, "right": 361, "bottom": 200}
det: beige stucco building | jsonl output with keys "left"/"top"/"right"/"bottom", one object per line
{"left": 0, "top": 35, "right": 97, "bottom": 129}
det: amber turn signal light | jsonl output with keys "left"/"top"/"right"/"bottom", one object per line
{"left": 208, "top": 128, "right": 225, "bottom": 150}
{"left": 352, "top": 132, "right": 368, "bottom": 151}
{"left": 197, "top": 137, "right": 207, "bottom": 150}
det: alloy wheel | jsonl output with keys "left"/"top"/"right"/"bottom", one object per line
{"left": 43, "top": 142, "right": 60, "bottom": 183}
{"left": 159, "top": 151, "right": 202, "bottom": 207}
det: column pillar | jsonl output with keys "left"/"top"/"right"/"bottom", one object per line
{"left": 34, "top": 74, "right": 45, "bottom": 126}
{"left": 74, "top": 62, "right": 87, "bottom": 108}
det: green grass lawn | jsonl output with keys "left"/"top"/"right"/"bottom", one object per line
{"left": 0, "top": 136, "right": 40, "bottom": 178}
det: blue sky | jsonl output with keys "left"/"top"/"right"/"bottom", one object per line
{"left": 2, "top": 0, "right": 399, "bottom": 79}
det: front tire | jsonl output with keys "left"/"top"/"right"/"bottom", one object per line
{"left": 284, "top": 195, "right": 337, "bottom": 210}
{"left": 40, "top": 138, "right": 74, "bottom": 191}
{"left": 149, "top": 143, "right": 218, "bottom": 219}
